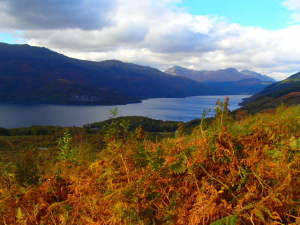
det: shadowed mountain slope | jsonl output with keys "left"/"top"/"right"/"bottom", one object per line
{"left": 0, "top": 43, "right": 210, "bottom": 105}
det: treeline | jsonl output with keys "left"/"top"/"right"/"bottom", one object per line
{"left": 0, "top": 126, "right": 67, "bottom": 136}
{"left": 84, "top": 116, "right": 182, "bottom": 133}
{"left": 0, "top": 116, "right": 183, "bottom": 136}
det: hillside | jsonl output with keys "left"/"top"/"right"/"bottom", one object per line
{"left": 84, "top": 116, "right": 182, "bottom": 133}
{"left": 0, "top": 43, "right": 209, "bottom": 105}
{"left": 0, "top": 103, "right": 300, "bottom": 224}
{"left": 165, "top": 66, "right": 275, "bottom": 94}
{"left": 240, "top": 71, "right": 300, "bottom": 113}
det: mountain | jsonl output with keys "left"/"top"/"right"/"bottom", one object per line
{"left": 165, "top": 66, "right": 275, "bottom": 95}
{"left": 165, "top": 66, "right": 275, "bottom": 83}
{"left": 240, "top": 71, "right": 300, "bottom": 113}
{"left": 0, "top": 43, "right": 211, "bottom": 105}
{"left": 240, "top": 70, "right": 275, "bottom": 82}
{"left": 0, "top": 43, "right": 277, "bottom": 106}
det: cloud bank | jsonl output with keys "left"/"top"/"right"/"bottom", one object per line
{"left": 0, "top": 0, "right": 300, "bottom": 80}
{"left": 0, "top": 0, "right": 116, "bottom": 30}
{"left": 283, "top": 0, "right": 300, "bottom": 23}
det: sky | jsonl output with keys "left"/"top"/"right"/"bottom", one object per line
{"left": 1, "top": 0, "right": 300, "bottom": 80}
{"left": 177, "top": 0, "right": 291, "bottom": 30}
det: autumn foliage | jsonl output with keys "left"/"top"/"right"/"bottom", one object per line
{"left": 1, "top": 103, "right": 300, "bottom": 224}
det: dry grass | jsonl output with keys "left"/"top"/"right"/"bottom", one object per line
{"left": 1, "top": 104, "right": 300, "bottom": 225}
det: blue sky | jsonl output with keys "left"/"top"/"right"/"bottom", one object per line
{"left": 0, "top": 32, "right": 23, "bottom": 44}
{"left": 177, "top": 0, "right": 291, "bottom": 29}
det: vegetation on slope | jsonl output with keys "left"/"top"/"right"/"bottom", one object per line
{"left": 240, "top": 71, "right": 300, "bottom": 113}
{"left": 84, "top": 116, "right": 182, "bottom": 133}
{"left": 0, "top": 102, "right": 300, "bottom": 224}
{"left": 0, "top": 116, "right": 183, "bottom": 151}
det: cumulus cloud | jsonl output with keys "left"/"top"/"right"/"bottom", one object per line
{"left": 0, "top": 0, "right": 116, "bottom": 30}
{"left": 0, "top": 0, "right": 300, "bottom": 80}
{"left": 283, "top": 0, "right": 300, "bottom": 23}
{"left": 283, "top": 0, "right": 300, "bottom": 10}
{"left": 23, "top": 0, "right": 219, "bottom": 54}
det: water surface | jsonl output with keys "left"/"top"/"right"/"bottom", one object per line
{"left": 0, "top": 95, "right": 249, "bottom": 128}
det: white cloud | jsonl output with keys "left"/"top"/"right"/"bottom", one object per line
{"left": 283, "top": 0, "right": 300, "bottom": 23}
{"left": 0, "top": 0, "right": 300, "bottom": 80}
{"left": 283, "top": 0, "right": 300, "bottom": 10}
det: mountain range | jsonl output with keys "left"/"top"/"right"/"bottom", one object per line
{"left": 165, "top": 66, "right": 275, "bottom": 83}
{"left": 165, "top": 66, "right": 275, "bottom": 96}
{"left": 0, "top": 43, "right": 209, "bottom": 105}
{"left": 0, "top": 42, "right": 275, "bottom": 105}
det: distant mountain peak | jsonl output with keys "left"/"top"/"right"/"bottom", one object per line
{"left": 222, "top": 68, "right": 239, "bottom": 73}
{"left": 167, "top": 65, "right": 192, "bottom": 73}
{"left": 100, "top": 59, "right": 123, "bottom": 63}
{"left": 241, "top": 69, "right": 253, "bottom": 73}
{"left": 165, "top": 66, "right": 275, "bottom": 83}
